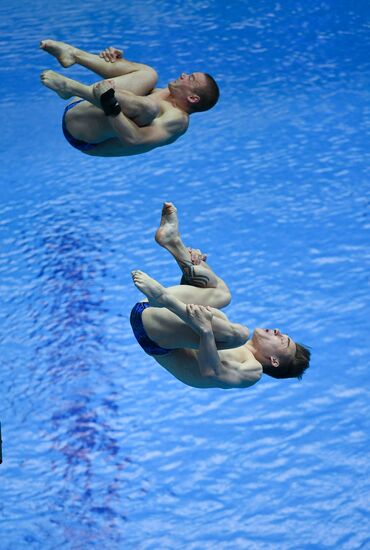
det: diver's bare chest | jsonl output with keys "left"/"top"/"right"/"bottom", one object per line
{"left": 218, "top": 346, "right": 250, "bottom": 363}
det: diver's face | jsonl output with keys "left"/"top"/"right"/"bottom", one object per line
{"left": 168, "top": 72, "right": 206, "bottom": 97}
{"left": 252, "top": 328, "right": 296, "bottom": 366}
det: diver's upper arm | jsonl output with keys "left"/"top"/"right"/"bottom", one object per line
{"left": 213, "top": 361, "right": 262, "bottom": 389}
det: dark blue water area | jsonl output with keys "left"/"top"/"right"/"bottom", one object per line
{"left": 0, "top": 0, "right": 369, "bottom": 548}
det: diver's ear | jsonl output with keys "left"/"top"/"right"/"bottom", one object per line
{"left": 187, "top": 94, "right": 200, "bottom": 104}
{"left": 270, "top": 356, "right": 280, "bottom": 368}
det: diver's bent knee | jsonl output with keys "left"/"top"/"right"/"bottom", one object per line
{"left": 230, "top": 324, "right": 249, "bottom": 346}
{"left": 224, "top": 289, "right": 232, "bottom": 306}
{"left": 143, "top": 67, "right": 158, "bottom": 88}
{"left": 145, "top": 98, "right": 160, "bottom": 119}
{"left": 216, "top": 288, "right": 231, "bottom": 307}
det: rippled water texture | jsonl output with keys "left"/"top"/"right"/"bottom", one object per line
{"left": 1, "top": 1, "right": 369, "bottom": 548}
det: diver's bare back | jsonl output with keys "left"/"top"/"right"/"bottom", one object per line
{"left": 66, "top": 89, "right": 188, "bottom": 157}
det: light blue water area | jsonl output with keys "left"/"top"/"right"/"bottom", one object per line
{"left": 1, "top": 0, "right": 369, "bottom": 548}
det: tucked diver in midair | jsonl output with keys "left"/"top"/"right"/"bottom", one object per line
{"left": 40, "top": 40, "right": 219, "bottom": 157}
{"left": 130, "top": 203, "right": 311, "bottom": 389}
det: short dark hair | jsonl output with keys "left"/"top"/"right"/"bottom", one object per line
{"left": 191, "top": 73, "right": 220, "bottom": 112}
{"left": 262, "top": 343, "right": 311, "bottom": 380}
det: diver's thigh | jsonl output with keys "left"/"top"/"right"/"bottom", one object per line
{"left": 142, "top": 306, "right": 199, "bottom": 349}
{"left": 110, "top": 69, "right": 158, "bottom": 95}
{"left": 164, "top": 284, "right": 230, "bottom": 309}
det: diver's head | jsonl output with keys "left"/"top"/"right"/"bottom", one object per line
{"left": 251, "top": 328, "right": 310, "bottom": 379}
{"left": 168, "top": 72, "right": 219, "bottom": 113}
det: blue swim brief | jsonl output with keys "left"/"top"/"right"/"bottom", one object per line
{"left": 130, "top": 302, "right": 172, "bottom": 356}
{"left": 62, "top": 99, "right": 99, "bottom": 152}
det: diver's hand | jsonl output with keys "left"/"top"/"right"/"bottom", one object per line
{"left": 188, "top": 248, "right": 207, "bottom": 265}
{"left": 99, "top": 46, "right": 123, "bottom": 63}
{"left": 93, "top": 79, "right": 116, "bottom": 100}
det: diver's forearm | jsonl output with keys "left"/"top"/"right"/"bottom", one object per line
{"left": 115, "top": 91, "right": 145, "bottom": 118}
{"left": 115, "top": 91, "right": 159, "bottom": 126}
{"left": 197, "top": 330, "right": 222, "bottom": 377}
{"left": 108, "top": 113, "right": 144, "bottom": 145}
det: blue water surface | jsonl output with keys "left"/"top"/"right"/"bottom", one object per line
{"left": 1, "top": 1, "right": 369, "bottom": 548}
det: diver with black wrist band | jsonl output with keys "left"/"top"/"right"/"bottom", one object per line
{"left": 40, "top": 39, "right": 220, "bottom": 157}
{"left": 100, "top": 88, "right": 122, "bottom": 117}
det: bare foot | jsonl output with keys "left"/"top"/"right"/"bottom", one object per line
{"left": 40, "top": 70, "right": 74, "bottom": 99}
{"left": 131, "top": 270, "right": 166, "bottom": 306}
{"left": 40, "top": 39, "right": 76, "bottom": 68}
{"left": 186, "top": 304, "right": 214, "bottom": 335}
{"left": 155, "top": 202, "right": 180, "bottom": 247}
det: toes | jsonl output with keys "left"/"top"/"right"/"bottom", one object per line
{"left": 40, "top": 39, "right": 51, "bottom": 50}
{"left": 163, "top": 201, "right": 176, "bottom": 211}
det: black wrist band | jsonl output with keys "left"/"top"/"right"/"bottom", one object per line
{"left": 100, "top": 88, "right": 121, "bottom": 117}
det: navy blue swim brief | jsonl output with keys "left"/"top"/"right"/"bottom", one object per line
{"left": 62, "top": 99, "right": 99, "bottom": 152}
{"left": 130, "top": 302, "right": 172, "bottom": 356}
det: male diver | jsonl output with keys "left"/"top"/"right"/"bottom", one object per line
{"left": 40, "top": 40, "right": 219, "bottom": 157}
{"left": 130, "top": 203, "right": 310, "bottom": 389}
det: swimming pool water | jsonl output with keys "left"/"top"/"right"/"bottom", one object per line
{"left": 1, "top": 1, "right": 369, "bottom": 548}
